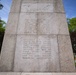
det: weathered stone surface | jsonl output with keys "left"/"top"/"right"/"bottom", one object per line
{"left": 17, "top": 13, "right": 37, "bottom": 34}
{"left": 14, "top": 59, "right": 39, "bottom": 72}
{"left": 21, "top": 73, "right": 76, "bottom": 75}
{"left": 38, "top": 36, "right": 50, "bottom": 59}
{"left": 21, "top": 73, "right": 51, "bottom": 75}
{"left": 39, "top": 59, "right": 50, "bottom": 72}
{"left": 38, "top": 0, "right": 53, "bottom": 3}
{"left": 0, "top": 73, "right": 76, "bottom": 75}
{"left": 54, "top": 0, "right": 64, "bottom": 12}
{"left": 0, "top": 35, "right": 16, "bottom": 71}
{"left": 58, "top": 35, "right": 75, "bottom": 72}
{"left": 14, "top": 35, "right": 38, "bottom": 72}
{"left": 14, "top": 35, "right": 60, "bottom": 72}
{"left": 52, "top": 73, "right": 76, "bottom": 75}
{"left": 49, "top": 35, "right": 60, "bottom": 72}
{"left": 5, "top": 13, "right": 19, "bottom": 34}
{"left": 22, "top": 0, "right": 38, "bottom": 3}
{"left": 21, "top": 3, "right": 53, "bottom": 12}
{"left": 38, "top": 13, "right": 69, "bottom": 35}
{"left": 37, "top": 3, "right": 53, "bottom": 12}
{"left": 17, "top": 12, "right": 69, "bottom": 35}
{"left": 22, "top": 0, "right": 64, "bottom": 13}
{"left": 10, "top": 0, "right": 21, "bottom": 12}
{"left": 22, "top": 0, "right": 53, "bottom": 3}
{"left": 0, "top": 0, "right": 75, "bottom": 72}
{"left": 0, "top": 72, "right": 21, "bottom": 75}
{"left": 38, "top": 35, "right": 60, "bottom": 72}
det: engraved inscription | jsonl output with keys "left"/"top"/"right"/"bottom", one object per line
{"left": 38, "top": 36, "right": 51, "bottom": 59}
{"left": 22, "top": 36, "right": 51, "bottom": 59}
{"left": 21, "top": 3, "right": 53, "bottom": 12}
{"left": 22, "top": 36, "right": 38, "bottom": 59}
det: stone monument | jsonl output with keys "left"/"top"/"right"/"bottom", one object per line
{"left": 0, "top": 0, "right": 75, "bottom": 72}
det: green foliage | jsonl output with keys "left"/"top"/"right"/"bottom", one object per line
{"left": 70, "top": 32, "right": 76, "bottom": 53}
{"left": 68, "top": 18, "right": 76, "bottom": 66}
{"left": 0, "top": 19, "right": 6, "bottom": 32}
{"left": 68, "top": 18, "right": 76, "bottom": 32}
{"left": 0, "top": 20, "right": 6, "bottom": 52}
{"left": 68, "top": 18, "right": 76, "bottom": 53}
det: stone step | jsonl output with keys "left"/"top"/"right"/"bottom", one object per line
{"left": 0, "top": 73, "right": 76, "bottom": 75}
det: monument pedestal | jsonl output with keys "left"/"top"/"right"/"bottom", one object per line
{"left": 0, "top": 0, "right": 76, "bottom": 73}
{"left": 0, "top": 73, "right": 76, "bottom": 75}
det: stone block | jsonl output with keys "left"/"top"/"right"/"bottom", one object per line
{"left": 5, "top": 13, "right": 19, "bottom": 34}
{"left": 21, "top": 73, "right": 52, "bottom": 75}
{"left": 17, "top": 13, "right": 37, "bottom": 34}
{"left": 38, "top": 0, "right": 53, "bottom": 3}
{"left": 57, "top": 13, "right": 69, "bottom": 35}
{"left": 37, "top": 3, "right": 53, "bottom": 12}
{"left": 38, "top": 13, "right": 69, "bottom": 35}
{"left": 10, "top": 0, "right": 21, "bottom": 12}
{"left": 49, "top": 35, "right": 60, "bottom": 72}
{"left": 22, "top": 0, "right": 53, "bottom": 3}
{"left": 38, "top": 36, "right": 51, "bottom": 59}
{"left": 58, "top": 35, "right": 75, "bottom": 72}
{"left": 38, "top": 36, "right": 51, "bottom": 72}
{"left": 52, "top": 73, "right": 76, "bottom": 75}
{"left": 0, "top": 73, "right": 76, "bottom": 75}
{"left": 54, "top": 0, "right": 64, "bottom": 13}
{"left": 21, "top": 3, "right": 37, "bottom": 12}
{"left": 39, "top": 59, "right": 51, "bottom": 72}
{"left": 0, "top": 72, "right": 21, "bottom": 75}
{"left": 21, "top": 73, "right": 76, "bottom": 75}
{"left": 22, "top": 0, "right": 38, "bottom": 3}
{"left": 14, "top": 35, "right": 38, "bottom": 72}
{"left": 0, "top": 73, "right": 6, "bottom": 75}
{"left": 21, "top": 3, "right": 53, "bottom": 12}
{"left": 0, "top": 35, "right": 16, "bottom": 71}
{"left": 14, "top": 35, "right": 60, "bottom": 72}
{"left": 38, "top": 35, "right": 60, "bottom": 72}
{"left": 14, "top": 59, "right": 39, "bottom": 72}
{"left": 54, "top": 73, "right": 76, "bottom": 75}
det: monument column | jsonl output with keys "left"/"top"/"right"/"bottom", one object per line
{"left": 0, "top": 0, "right": 22, "bottom": 71}
{"left": 0, "top": 0, "right": 75, "bottom": 72}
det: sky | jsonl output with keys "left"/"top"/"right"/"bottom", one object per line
{"left": 0, "top": 0, "right": 76, "bottom": 23}
{"left": 0, "top": 0, "right": 12, "bottom": 22}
